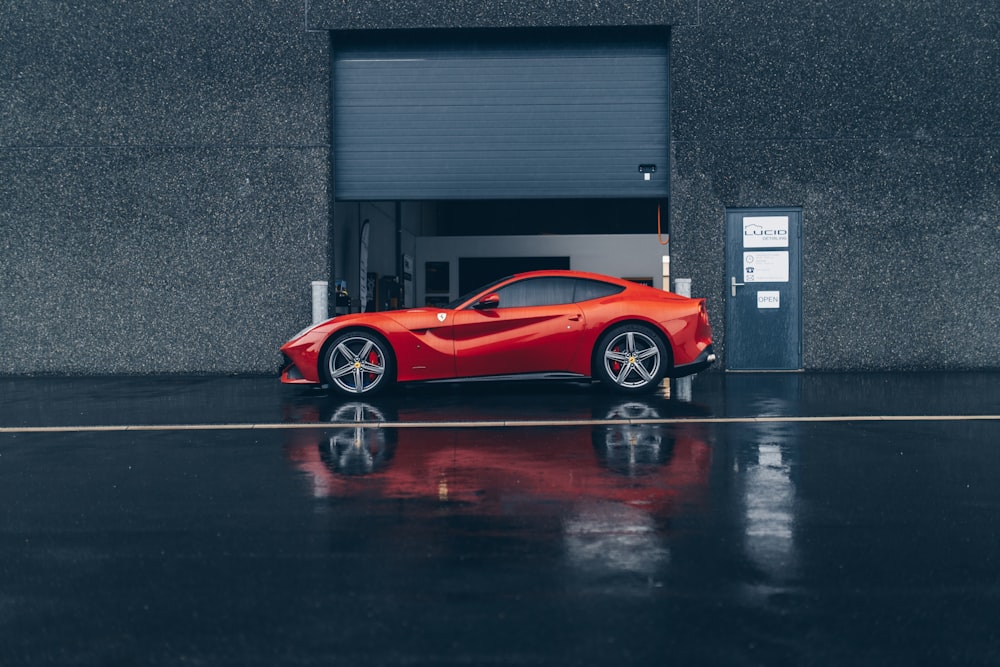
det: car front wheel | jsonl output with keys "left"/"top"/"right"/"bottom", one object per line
{"left": 595, "top": 324, "right": 668, "bottom": 393}
{"left": 322, "top": 331, "right": 394, "bottom": 396}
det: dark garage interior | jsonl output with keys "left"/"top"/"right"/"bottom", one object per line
{"left": 435, "top": 199, "right": 661, "bottom": 236}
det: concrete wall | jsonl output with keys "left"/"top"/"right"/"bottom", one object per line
{"left": 1, "top": 2, "right": 329, "bottom": 374}
{"left": 668, "top": 1, "right": 1000, "bottom": 370}
{"left": 3, "top": 1, "right": 997, "bottom": 374}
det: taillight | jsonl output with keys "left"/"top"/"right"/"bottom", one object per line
{"left": 698, "top": 300, "right": 712, "bottom": 337}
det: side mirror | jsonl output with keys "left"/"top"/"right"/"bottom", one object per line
{"left": 473, "top": 293, "right": 500, "bottom": 310}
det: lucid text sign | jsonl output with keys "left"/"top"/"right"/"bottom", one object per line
{"left": 743, "top": 216, "right": 789, "bottom": 248}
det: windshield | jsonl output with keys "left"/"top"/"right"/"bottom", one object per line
{"left": 444, "top": 275, "right": 513, "bottom": 310}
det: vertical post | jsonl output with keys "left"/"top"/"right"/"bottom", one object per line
{"left": 326, "top": 32, "right": 338, "bottom": 320}
{"left": 673, "top": 278, "right": 691, "bottom": 297}
{"left": 672, "top": 277, "right": 693, "bottom": 400}
{"left": 395, "top": 201, "right": 403, "bottom": 288}
{"left": 311, "top": 281, "right": 329, "bottom": 324}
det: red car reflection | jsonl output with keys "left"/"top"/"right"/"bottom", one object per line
{"left": 284, "top": 400, "right": 710, "bottom": 519}
{"left": 280, "top": 270, "right": 715, "bottom": 396}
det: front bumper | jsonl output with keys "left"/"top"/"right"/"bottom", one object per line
{"left": 279, "top": 354, "right": 316, "bottom": 385}
{"left": 669, "top": 344, "right": 717, "bottom": 378}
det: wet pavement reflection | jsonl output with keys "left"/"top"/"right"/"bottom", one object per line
{"left": 285, "top": 417, "right": 710, "bottom": 517}
{"left": 285, "top": 418, "right": 712, "bottom": 594}
{"left": 1, "top": 374, "right": 999, "bottom": 665}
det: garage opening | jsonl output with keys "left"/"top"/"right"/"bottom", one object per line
{"left": 330, "top": 28, "right": 671, "bottom": 311}
{"left": 435, "top": 199, "right": 658, "bottom": 236}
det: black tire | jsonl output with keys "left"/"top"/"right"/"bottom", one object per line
{"left": 594, "top": 323, "right": 668, "bottom": 394}
{"left": 321, "top": 331, "right": 394, "bottom": 396}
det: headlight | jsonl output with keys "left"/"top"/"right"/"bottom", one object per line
{"left": 290, "top": 322, "right": 321, "bottom": 341}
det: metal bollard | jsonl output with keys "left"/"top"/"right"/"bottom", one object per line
{"left": 672, "top": 278, "right": 693, "bottom": 400}
{"left": 674, "top": 376, "right": 693, "bottom": 402}
{"left": 673, "top": 278, "right": 691, "bottom": 297}
{"left": 311, "top": 281, "right": 328, "bottom": 324}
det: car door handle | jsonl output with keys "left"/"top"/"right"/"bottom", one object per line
{"left": 568, "top": 315, "right": 582, "bottom": 321}
{"left": 731, "top": 276, "right": 745, "bottom": 297}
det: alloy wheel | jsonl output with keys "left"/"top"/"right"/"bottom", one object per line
{"left": 327, "top": 335, "right": 388, "bottom": 394}
{"left": 602, "top": 330, "right": 662, "bottom": 389}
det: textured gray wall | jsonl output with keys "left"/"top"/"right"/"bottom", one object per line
{"left": 3, "top": 1, "right": 998, "bottom": 374}
{"left": 306, "top": 0, "right": 698, "bottom": 30}
{"left": 1, "top": 2, "right": 329, "bottom": 374}
{"left": 669, "top": 1, "right": 1000, "bottom": 369}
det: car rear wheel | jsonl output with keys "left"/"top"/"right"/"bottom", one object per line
{"left": 595, "top": 324, "right": 668, "bottom": 393}
{"left": 322, "top": 331, "right": 394, "bottom": 396}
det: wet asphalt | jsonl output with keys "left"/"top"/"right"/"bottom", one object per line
{"left": 1, "top": 372, "right": 998, "bottom": 666}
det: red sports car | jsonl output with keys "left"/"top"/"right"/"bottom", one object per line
{"left": 280, "top": 270, "right": 715, "bottom": 395}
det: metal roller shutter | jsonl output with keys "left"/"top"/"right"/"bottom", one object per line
{"left": 333, "top": 32, "right": 668, "bottom": 201}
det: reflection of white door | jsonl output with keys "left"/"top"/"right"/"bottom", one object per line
{"left": 743, "top": 440, "right": 797, "bottom": 579}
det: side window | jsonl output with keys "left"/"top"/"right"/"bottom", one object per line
{"left": 495, "top": 277, "right": 575, "bottom": 308}
{"left": 572, "top": 279, "right": 625, "bottom": 302}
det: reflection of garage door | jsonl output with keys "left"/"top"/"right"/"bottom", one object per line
{"left": 333, "top": 31, "right": 668, "bottom": 201}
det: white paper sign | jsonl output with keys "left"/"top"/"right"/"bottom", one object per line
{"left": 743, "top": 216, "right": 789, "bottom": 248}
{"left": 744, "top": 251, "right": 789, "bottom": 283}
{"left": 757, "top": 291, "right": 781, "bottom": 309}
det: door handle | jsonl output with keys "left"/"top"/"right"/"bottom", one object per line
{"left": 731, "top": 276, "right": 745, "bottom": 297}
{"left": 568, "top": 315, "right": 582, "bottom": 321}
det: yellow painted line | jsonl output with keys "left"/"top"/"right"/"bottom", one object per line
{"left": 0, "top": 414, "right": 997, "bottom": 434}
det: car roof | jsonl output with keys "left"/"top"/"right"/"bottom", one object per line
{"left": 502, "top": 269, "right": 632, "bottom": 286}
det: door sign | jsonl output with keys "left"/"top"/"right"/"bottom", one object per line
{"left": 743, "top": 251, "right": 789, "bottom": 283}
{"left": 757, "top": 291, "right": 781, "bottom": 309}
{"left": 743, "top": 216, "right": 789, "bottom": 248}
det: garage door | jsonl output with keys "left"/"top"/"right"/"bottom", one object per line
{"left": 333, "top": 32, "right": 669, "bottom": 201}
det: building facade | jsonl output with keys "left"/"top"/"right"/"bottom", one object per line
{"left": 2, "top": 1, "right": 997, "bottom": 374}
